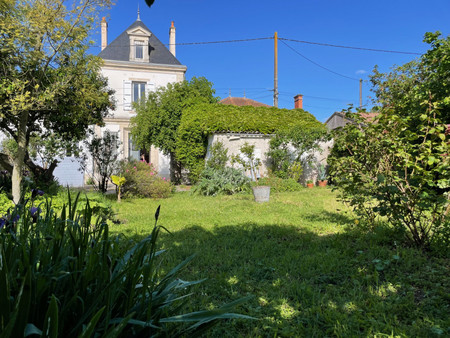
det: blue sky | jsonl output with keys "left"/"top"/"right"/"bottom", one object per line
{"left": 95, "top": 0, "right": 449, "bottom": 122}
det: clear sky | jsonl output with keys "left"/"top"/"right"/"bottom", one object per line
{"left": 95, "top": 0, "right": 450, "bottom": 122}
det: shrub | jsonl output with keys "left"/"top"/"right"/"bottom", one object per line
{"left": 206, "top": 141, "right": 228, "bottom": 170}
{"left": 256, "top": 176, "right": 303, "bottom": 192}
{"left": 121, "top": 161, "right": 172, "bottom": 198}
{"left": 329, "top": 108, "right": 449, "bottom": 248}
{"left": 193, "top": 167, "right": 251, "bottom": 196}
{"left": 0, "top": 194, "right": 252, "bottom": 337}
{"left": 267, "top": 128, "right": 328, "bottom": 180}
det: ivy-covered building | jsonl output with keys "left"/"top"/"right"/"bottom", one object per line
{"left": 176, "top": 102, "right": 330, "bottom": 182}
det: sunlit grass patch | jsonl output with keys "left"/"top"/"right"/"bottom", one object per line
{"left": 109, "top": 188, "right": 450, "bottom": 337}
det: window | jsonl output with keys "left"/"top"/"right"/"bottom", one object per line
{"left": 135, "top": 40, "right": 144, "bottom": 59}
{"left": 133, "top": 82, "right": 146, "bottom": 102}
{"left": 128, "top": 135, "right": 140, "bottom": 161}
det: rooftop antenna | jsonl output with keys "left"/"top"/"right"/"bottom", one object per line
{"left": 137, "top": 3, "right": 141, "bottom": 21}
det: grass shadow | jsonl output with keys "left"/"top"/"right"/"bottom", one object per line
{"left": 124, "top": 222, "right": 449, "bottom": 337}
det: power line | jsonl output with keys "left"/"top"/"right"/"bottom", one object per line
{"left": 91, "top": 36, "right": 421, "bottom": 56}
{"left": 279, "top": 92, "right": 353, "bottom": 102}
{"left": 174, "top": 37, "right": 273, "bottom": 45}
{"left": 279, "top": 37, "right": 421, "bottom": 55}
{"left": 280, "top": 40, "right": 359, "bottom": 81}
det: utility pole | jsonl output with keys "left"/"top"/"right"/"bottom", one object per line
{"left": 359, "top": 78, "right": 362, "bottom": 109}
{"left": 274, "top": 31, "right": 278, "bottom": 108}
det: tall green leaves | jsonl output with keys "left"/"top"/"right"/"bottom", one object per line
{"left": 0, "top": 193, "right": 252, "bottom": 336}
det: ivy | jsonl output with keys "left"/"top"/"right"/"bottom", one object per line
{"left": 176, "top": 103, "right": 326, "bottom": 181}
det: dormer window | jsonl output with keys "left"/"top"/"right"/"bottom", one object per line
{"left": 127, "top": 25, "right": 151, "bottom": 62}
{"left": 135, "top": 40, "right": 144, "bottom": 59}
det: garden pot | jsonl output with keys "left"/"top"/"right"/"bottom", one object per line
{"left": 306, "top": 183, "right": 314, "bottom": 188}
{"left": 318, "top": 180, "right": 328, "bottom": 187}
{"left": 252, "top": 185, "right": 270, "bottom": 203}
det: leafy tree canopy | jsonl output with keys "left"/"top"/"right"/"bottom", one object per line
{"left": 0, "top": 0, "right": 114, "bottom": 201}
{"left": 131, "top": 77, "right": 218, "bottom": 182}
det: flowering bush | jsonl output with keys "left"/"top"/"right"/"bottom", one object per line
{"left": 121, "top": 160, "right": 172, "bottom": 198}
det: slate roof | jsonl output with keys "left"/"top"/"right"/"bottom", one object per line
{"left": 98, "top": 20, "right": 181, "bottom": 65}
{"left": 219, "top": 97, "right": 271, "bottom": 107}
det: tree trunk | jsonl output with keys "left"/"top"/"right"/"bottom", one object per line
{"left": 169, "top": 152, "right": 182, "bottom": 184}
{"left": 12, "top": 111, "right": 29, "bottom": 203}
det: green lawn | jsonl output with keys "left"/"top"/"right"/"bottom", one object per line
{"left": 110, "top": 188, "right": 449, "bottom": 337}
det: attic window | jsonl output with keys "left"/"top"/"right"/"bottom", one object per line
{"left": 135, "top": 40, "right": 144, "bottom": 59}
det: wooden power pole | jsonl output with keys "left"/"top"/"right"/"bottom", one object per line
{"left": 274, "top": 32, "right": 278, "bottom": 108}
{"left": 359, "top": 78, "right": 362, "bottom": 109}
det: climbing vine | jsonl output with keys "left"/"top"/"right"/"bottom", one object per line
{"left": 175, "top": 103, "right": 326, "bottom": 181}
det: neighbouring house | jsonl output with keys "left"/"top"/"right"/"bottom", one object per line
{"left": 220, "top": 96, "right": 271, "bottom": 108}
{"left": 325, "top": 111, "right": 379, "bottom": 130}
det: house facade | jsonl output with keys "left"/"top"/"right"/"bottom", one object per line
{"left": 96, "top": 15, "right": 187, "bottom": 179}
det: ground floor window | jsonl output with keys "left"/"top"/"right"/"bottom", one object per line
{"left": 128, "top": 135, "right": 140, "bottom": 161}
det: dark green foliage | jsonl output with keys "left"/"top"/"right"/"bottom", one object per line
{"left": 0, "top": 193, "right": 253, "bottom": 337}
{"left": 329, "top": 33, "right": 450, "bottom": 249}
{"left": 131, "top": 77, "right": 218, "bottom": 183}
{"left": 206, "top": 141, "right": 229, "bottom": 170}
{"left": 256, "top": 176, "right": 303, "bottom": 192}
{"left": 176, "top": 103, "right": 326, "bottom": 182}
{"left": 121, "top": 161, "right": 172, "bottom": 199}
{"left": 192, "top": 167, "right": 251, "bottom": 196}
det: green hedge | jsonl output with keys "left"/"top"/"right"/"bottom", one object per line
{"left": 176, "top": 103, "right": 325, "bottom": 181}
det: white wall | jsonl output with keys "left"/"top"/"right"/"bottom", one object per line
{"left": 207, "top": 133, "right": 333, "bottom": 183}
{"left": 207, "top": 133, "right": 273, "bottom": 178}
{"left": 102, "top": 66, "right": 178, "bottom": 119}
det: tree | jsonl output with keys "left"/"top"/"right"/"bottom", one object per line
{"left": 267, "top": 127, "right": 328, "bottom": 180}
{"left": 0, "top": 0, "right": 114, "bottom": 202}
{"left": 329, "top": 32, "right": 449, "bottom": 249}
{"left": 81, "top": 130, "right": 121, "bottom": 193}
{"left": 131, "top": 77, "right": 218, "bottom": 183}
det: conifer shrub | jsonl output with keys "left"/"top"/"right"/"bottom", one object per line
{"left": 121, "top": 161, "right": 172, "bottom": 198}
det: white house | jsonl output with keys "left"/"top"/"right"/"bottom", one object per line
{"left": 95, "top": 13, "right": 187, "bottom": 180}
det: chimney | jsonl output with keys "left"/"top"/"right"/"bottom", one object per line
{"left": 101, "top": 17, "right": 108, "bottom": 51}
{"left": 169, "top": 21, "right": 176, "bottom": 57}
{"left": 294, "top": 94, "right": 303, "bottom": 109}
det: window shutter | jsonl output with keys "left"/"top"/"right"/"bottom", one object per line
{"left": 145, "top": 82, "right": 155, "bottom": 97}
{"left": 123, "top": 80, "right": 132, "bottom": 111}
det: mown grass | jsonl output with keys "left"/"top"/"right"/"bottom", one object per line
{"left": 110, "top": 188, "right": 449, "bottom": 337}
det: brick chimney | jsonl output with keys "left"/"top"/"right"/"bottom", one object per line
{"left": 169, "top": 21, "right": 176, "bottom": 57}
{"left": 101, "top": 17, "right": 107, "bottom": 51}
{"left": 294, "top": 94, "right": 303, "bottom": 109}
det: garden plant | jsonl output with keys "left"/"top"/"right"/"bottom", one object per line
{"left": 0, "top": 192, "right": 252, "bottom": 337}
